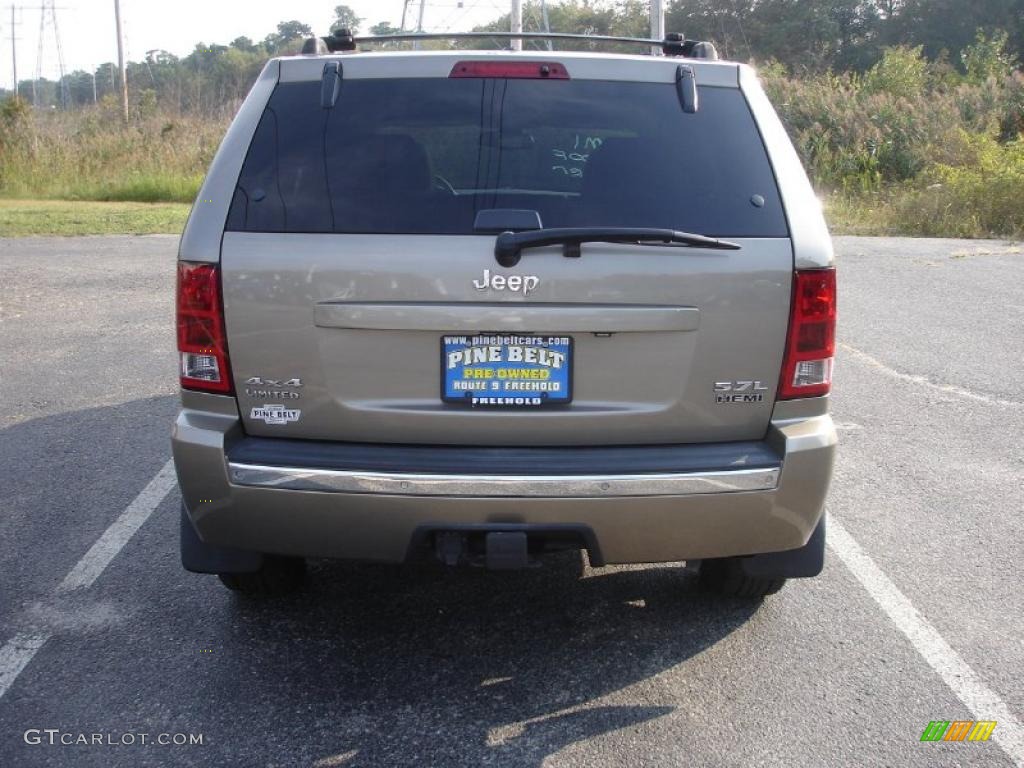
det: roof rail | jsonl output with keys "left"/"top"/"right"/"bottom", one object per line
{"left": 301, "top": 30, "right": 719, "bottom": 60}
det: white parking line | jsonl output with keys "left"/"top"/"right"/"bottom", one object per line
{"left": 0, "top": 632, "right": 50, "bottom": 700}
{"left": 57, "top": 461, "right": 178, "bottom": 592}
{"left": 840, "top": 343, "right": 1022, "bottom": 409}
{"left": 828, "top": 518, "right": 1024, "bottom": 766}
{"left": 0, "top": 460, "right": 176, "bottom": 701}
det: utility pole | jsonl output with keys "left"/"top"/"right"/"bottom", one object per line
{"left": 399, "top": 0, "right": 409, "bottom": 33}
{"left": 113, "top": 0, "right": 127, "bottom": 123}
{"left": 413, "top": 0, "right": 425, "bottom": 50}
{"left": 540, "top": 0, "right": 551, "bottom": 51}
{"left": 9, "top": 5, "right": 17, "bottom": 99}
{"left": 650, "top": 0, "right": 664, "bottom": 55}
{"left": 89, "top": 70, "right": 96, "bottom": 103}
{"left": 510, "top": 0, "right": 522, "bottom": 51}
{"left": 32, "top": 2, "right": 40, "bottom": 103}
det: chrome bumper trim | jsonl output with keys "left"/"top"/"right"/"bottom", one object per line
{"left": 226, "top": 462, "right": 780, "bottom": 497}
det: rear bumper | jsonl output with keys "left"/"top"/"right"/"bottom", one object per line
{"left": 172, "top": 394, "right": 836, "bottom": 565}
{"left": 227, "top": 462, "right": 779, "bottom": 497}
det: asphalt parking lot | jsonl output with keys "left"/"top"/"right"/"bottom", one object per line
{"left": 0, "top": 234, "right": 1022, "bottom": 767}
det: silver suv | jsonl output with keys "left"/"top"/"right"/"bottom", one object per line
{"left": 172, "top": 31, "right": 837, "bottom": 599}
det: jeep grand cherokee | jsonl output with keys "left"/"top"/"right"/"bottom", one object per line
{"left": 172, "top": 31, "right": 837, "bottom": 599}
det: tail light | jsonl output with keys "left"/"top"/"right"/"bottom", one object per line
{"left": 176, "top": 262, "right": 233, "bottom": 394}
{"left": 778, "top": 268, "right": 836, "bottom": 400}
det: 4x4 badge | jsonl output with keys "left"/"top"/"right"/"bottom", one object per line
{"left": 246, "top": 377, "right": 303, "bottom": 387}
{"left": 246, "top": 377, "right": 303, "bottom": 399}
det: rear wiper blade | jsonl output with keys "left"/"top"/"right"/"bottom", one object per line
{"left": 494, "top": 227, "right": 740, "bottom": 267}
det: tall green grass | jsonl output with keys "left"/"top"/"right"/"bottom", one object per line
{"left": 64, "top": 175, "right": 205, "bottom": 204}
{"left": 0, "top": 97, "right": 222, "bottom": 204}
{"left": 760, "top": 41, "right": 1024, "bottom": 238}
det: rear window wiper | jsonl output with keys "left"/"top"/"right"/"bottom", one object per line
{"left": 494, "top": 227, "right": 741, "bottom": 267}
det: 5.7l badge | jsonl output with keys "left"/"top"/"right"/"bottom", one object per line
{"left": 714, "top": 380, "right": 768, "bottom": 403}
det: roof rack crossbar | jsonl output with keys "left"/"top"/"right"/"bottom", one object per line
{"left": 303, "top": 31, "right": 718, "bottom": 60}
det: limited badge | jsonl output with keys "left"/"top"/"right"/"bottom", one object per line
{"left": 250, "top": 405, "right": 301, "bottom": 425}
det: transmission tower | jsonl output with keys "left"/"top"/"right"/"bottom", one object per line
{"left": 31, "top": 0, "right": 67, "bottom": 108}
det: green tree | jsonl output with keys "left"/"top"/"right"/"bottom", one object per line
{"left": 263, "top": 20, "right": 314, "bottom": 53}
{"left": 332, "top": 5, "right": 362, "bottom": 34}
{"left": 369, "top": 21, "right": 401, "bottom": 36}
{"left": 668, "top": 0, "right": 882, "bottom": 70}
{"left": 230, "top": 36, "right": 258, "bottom": 53}
{"left": 64, "top": 70, "right": 97, "bottom": 106}
{"left": 365, "top": 21, "right": 405, "bottom": 49}
{"left": 881, "top": 0, "right": 1024, "bottom": 64}
{"left": 863, "top": 45, "right": 928, "bottom": 97}
{"left": 961, "top": 29, "right": 1018, "bottom": 83}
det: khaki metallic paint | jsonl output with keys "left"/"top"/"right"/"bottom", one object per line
{"left": 313, "top": 303, "right": 702, "bottom": 333}
{"left": 221, "top": 235, "right": 793, "bottom": 445}
{"left": 173, "top": 403, "right": 835, "bottom": 564}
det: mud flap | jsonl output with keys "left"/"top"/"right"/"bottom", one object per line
{"left": 739, "top": 514, "right": 826, "bottom": 579}
{"left": 180, "top": 502, "right": 264, "bottom": 574}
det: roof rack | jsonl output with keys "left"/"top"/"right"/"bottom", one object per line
{"left": 301, "top": 31, "right": 719, "bottom": 60}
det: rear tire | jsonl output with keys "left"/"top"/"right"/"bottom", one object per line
{"left": 217, "top": 556, "right": 306, "bottom": 596}
{"left": 699, "top": 557, "right": 786, "bottom": 598}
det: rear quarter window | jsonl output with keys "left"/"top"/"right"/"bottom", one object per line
{"left": 226, "top": 76, "right": 788, "bottom": 238}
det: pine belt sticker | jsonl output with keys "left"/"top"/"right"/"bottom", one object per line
{"left": 250, "top": 404, "right": 301, "bottom": 425}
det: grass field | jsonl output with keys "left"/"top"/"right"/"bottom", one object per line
{"left": 0, "top": 197, "right": 1012, "bottom": 239}
{"left": 0, "top": 199, "right": 191, "bottom": 237}
{"left": 0, "top": 197, "right": 889, "bottom": 238}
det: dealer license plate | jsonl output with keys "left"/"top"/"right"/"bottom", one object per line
{"left": 441, "top": 334, "right": 573, "bottom": 407}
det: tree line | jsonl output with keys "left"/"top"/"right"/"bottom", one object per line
{"left": 1, "top": 1, "right": 1021, "bottom": 114}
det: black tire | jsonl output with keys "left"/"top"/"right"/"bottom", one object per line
{"left": 217, "top": 556, "right": 306, "bottom": 596}
{"left": 699, "top": 557, "right": 786, "bottom": 598}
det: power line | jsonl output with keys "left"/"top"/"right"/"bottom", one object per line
{"left": 436, "top": 0, "right": 483, "bottom": 34}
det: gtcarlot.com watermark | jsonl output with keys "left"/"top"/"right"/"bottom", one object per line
{"left": 24, "top": 729, "right": 204, "bottom": 747}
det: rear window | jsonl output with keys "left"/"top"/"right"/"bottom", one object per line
{"left": 226, "top": 76, "right": 787, "bottom": 238}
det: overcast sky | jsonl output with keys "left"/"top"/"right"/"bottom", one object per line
{"left": 2, "top": 0, "right": 509, "bottom": 86}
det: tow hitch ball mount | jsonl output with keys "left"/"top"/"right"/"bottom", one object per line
{"left": 434, "top": 531, "right": 533, "bottom": 570}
